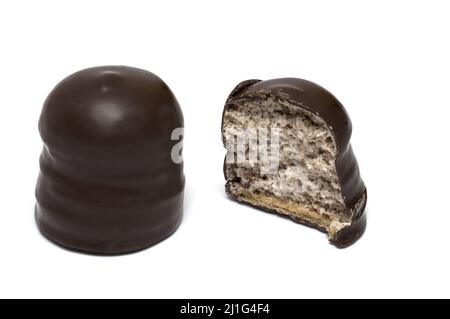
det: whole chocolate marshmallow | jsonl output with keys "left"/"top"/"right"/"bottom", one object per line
{"left": 35, "top": 66, "right": 184, "bottom": 254}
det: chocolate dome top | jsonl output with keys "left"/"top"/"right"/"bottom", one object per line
{"left": 40, "top": 66, "right": 183, "bottom": 150}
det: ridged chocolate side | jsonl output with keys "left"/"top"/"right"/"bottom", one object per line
{"left": 35, "top": 66, "right": 184, "bottom": 254}
{"left": 223, "top": 78, "right": 365, "bottom": 209}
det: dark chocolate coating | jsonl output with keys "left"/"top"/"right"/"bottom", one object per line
{"left": 223, "top": 78, "right": 367, "bottom": 247}
{"left": 330, "top": 191, "right": 367, "bottom": 248}
{"left": 35, "top": 66, "right": 184, "bottom": 254}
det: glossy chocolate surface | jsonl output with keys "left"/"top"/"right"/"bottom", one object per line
{"left": 35, "top": 66, "right": 184, "bottom": 254}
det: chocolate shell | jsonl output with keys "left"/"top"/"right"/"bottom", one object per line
{"left": 222, "top": 78, "right": 367, "bottom": 248}
{"left": 35, "top": 66, "right": 184, "bottom": 254}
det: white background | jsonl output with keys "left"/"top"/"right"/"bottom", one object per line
{"left": 0, "top": 0, "right": 449, "bottom": 299}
